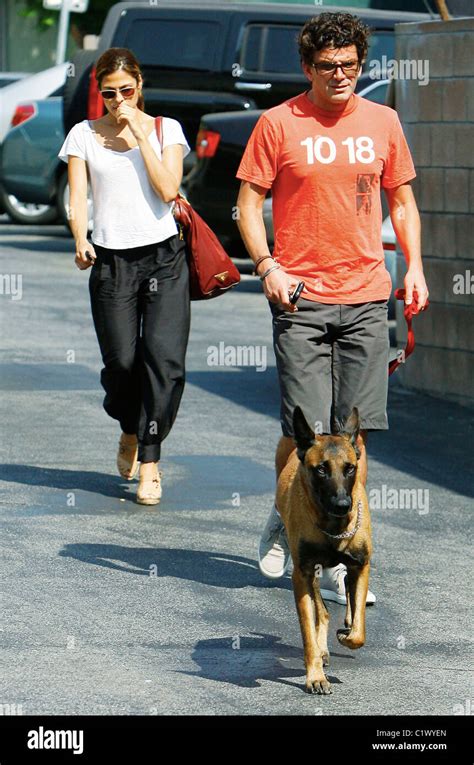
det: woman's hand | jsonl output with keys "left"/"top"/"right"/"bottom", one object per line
{"left": 75, "top": 240, "right": 96, "bottom": 270}
{"left": 114, "top": 102, "right": 146, "bottom": 140}
{"left": 261, "top": 267, "right": 300, "bottom": 312}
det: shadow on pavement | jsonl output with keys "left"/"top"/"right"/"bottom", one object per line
{"left": 177, "top": 632, "right": 345, "bottom": 692}
{"left": 58, "top": 543, "right": 293, "bottom": 591}
{"left": 374, "top": 387, "right": 474, "bottom": 499}
{"left": 0, "top": 464, "right": 125, "bottom": 501}
{"left": 0, "top": 455, "right": 275, "bottom": 509}
{"left": 187, "top": 368, "right": 280, "bottom": 415}
{"left": 1, "top": 363, "right": 96, "bottom": 391}
{"left": 187, "top": 369, "right": 474, "bottom": 499}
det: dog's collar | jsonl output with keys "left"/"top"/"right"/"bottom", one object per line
{"left": 318, "top": 500, "right": 363, "bottom": 540}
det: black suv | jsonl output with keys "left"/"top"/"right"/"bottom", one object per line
{"left": 64, "top": 1, "right": 430, "bottom": 159}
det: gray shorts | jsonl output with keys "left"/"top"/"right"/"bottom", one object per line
{"left": 270, "top": 298, "right": 390, "bottom": 437}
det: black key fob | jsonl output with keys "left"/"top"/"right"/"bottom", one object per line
{"left": 289, "top": 281, "right": 305, "bottom": 304}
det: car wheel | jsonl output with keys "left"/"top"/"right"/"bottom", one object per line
{"left": 57, "top": 171, "right": 93, "bottom": 235}
{"left": 0, "top": 187, "right": 58, "bottom": 224}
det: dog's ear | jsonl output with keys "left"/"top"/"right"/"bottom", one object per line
{"left": 293, "top": 406, "right": 315, "bottom": 463}
{"left": 342, "top": 407, "right": 361, "bottom": 458}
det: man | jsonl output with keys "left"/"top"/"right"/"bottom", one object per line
{"left": 236, "top": 12, "right": 428, "bottom": 603}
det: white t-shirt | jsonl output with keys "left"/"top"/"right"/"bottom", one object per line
{"left": 58, "top": 117, "right": 190, "bottom": 249}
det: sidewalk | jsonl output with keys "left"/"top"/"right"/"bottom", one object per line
{"left": 0, "top": 237, "right": 472, "bottom": 714}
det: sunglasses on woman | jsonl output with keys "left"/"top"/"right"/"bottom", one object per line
{"left": 100, "top": 85, "right": 136, "bottom": 100}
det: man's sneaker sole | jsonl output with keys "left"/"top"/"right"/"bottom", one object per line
{"left": 320, "top": 587, "right": 376, "bottom": 605}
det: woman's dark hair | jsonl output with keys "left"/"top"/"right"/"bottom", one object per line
{"left": 95, "top": 47, "right": 145, "bottom": 111}
{"left": 298, "top": 13, "right": 371, "bottom": 66}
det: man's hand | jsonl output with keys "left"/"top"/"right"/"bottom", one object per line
{"left": 237, "top": 181, "right": 300, "bottom": 310}
{"left": 404, "top": 266, "right": 429, "bottom": 310}
{"left": 385, "top": 183, "right": 429, "bottom": 311}
{"left": 262, "top": 267, "right": 300, "bottom": 312}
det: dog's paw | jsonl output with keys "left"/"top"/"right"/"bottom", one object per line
{"left": 322, "top": 650, "right": 330, "bottom": 667}
{"left": 305, "top": 674, "right": 332, "bottom": 695}
{"left": 337, "top": 628, "right": 364, "bottom": 650}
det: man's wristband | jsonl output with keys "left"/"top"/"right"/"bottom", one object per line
{"left": 253, "top": 255, "right": 273, "bottom": 275}
{"left": 260, "top": 263, "right": 281, "bottom": 281}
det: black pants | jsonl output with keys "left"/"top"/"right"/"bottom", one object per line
{"left": 89, "top": 234, "right": 190, "bottom": 463}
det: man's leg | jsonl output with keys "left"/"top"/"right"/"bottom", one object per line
{"left": 332, "top": 302, "right": 389, "bottom": 438}
{"left": 258, "top": 299, "right": 334, "bottom": 579}
{"left": 320, "top": 300, "right": 390, "bottom": 605}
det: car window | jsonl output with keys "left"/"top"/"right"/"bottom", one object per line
{"left": 124, "top": 20, "right": 221, "bottom": 70}
{"left": 241, "top": 26, "right": 395, "bottom": 79}
{"left": 263, "top": 26, "right": 301, "bottom": 74}
{"left": 242, "top": 26, "right": 262, "bottom": 71}
{"left": 241, "top": 24, "right": 302, "bottom": 75}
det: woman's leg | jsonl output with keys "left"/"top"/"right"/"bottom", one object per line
{"left": 89, "top": 246, "right": 141, "bottom": 436}
{"left": 137, "top": 235, "right": 190, "bottom": 465}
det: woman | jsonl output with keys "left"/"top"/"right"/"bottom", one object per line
{"left": 58, "top": 48, "right": 191, "bottom": 505}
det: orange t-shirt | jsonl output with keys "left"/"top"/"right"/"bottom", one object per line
{"left": 236, "top": 92, "right": 416, "bottom": 304}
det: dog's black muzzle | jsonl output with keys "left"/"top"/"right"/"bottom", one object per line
{"left": 327, "top": 495, "right": 352, "bottom": 517}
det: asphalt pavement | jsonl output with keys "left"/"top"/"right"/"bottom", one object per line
{"left": 0, "top": 218, "right": 472, "bottom": 716}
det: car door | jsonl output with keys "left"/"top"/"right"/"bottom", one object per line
{"left": 232, "top": 21, "right": 306, "bottom": 110}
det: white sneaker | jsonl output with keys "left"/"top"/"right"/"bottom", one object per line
{"left": 319, "top": 563, "right": 376, "bottom": 605}
{"left": 258, "top": 505, "right": 291, "bottom": 579}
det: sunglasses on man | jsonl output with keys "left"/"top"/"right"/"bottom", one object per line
{"left": 310, "top": 60, "right": 360, "bottom": 76}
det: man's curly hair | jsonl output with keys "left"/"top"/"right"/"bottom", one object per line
{"left": 298, "top": 12, "right": 371, "bottom": 66}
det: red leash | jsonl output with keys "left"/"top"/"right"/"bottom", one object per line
{"left": 388, "top": 288, "right": 429, "bottom": 376}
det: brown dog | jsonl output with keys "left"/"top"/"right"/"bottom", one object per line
{"left": 276, "top": 406, "right": 372, "bottom": 694}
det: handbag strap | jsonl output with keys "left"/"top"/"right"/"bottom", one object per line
{"left": 155, "top": 115, "right": 163, "bottom": 148}
{"left": 154, "top": 115, "right": 189, "bottom": 214}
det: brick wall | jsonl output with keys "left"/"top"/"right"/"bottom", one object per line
{"left": 394, "top": 18, "right": 474, "bottom": 406}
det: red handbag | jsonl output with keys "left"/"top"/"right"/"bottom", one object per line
{"left": 155, "top": 116, "right": 240, "bottom": 300}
